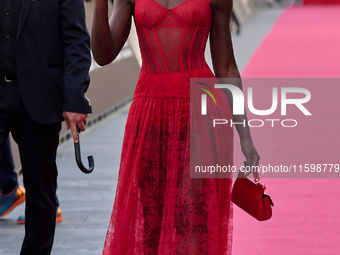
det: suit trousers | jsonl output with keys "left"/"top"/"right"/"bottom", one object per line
{"left": 0, "top": 78, "right": 61, "bottom": 255}
{"left": 0, "top": 136, "right": 17, "bottom": 189}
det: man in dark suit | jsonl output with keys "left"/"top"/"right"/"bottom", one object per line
{"left": 0, "top": 0, "right": 92, "bottom": 254}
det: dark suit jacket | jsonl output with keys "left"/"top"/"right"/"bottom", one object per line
{"left": 16, "top": 0, "right": 92, "bottom": 124}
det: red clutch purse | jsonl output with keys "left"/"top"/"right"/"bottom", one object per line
{"left": 232, "top": 171, "right": 274, "bottom": 221}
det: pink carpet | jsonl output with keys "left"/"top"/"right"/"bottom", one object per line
{"left": 242, "top": 5, "right": 340, "bottom": 78}
{"left": 232, "top": 6, "right": 340, "bottom": 255}
{"left": 304, "top": 0, "right": 340, "bottom": 4}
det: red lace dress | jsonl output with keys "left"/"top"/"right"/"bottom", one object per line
{"left": 102, "top": 0, "right": 233, "bottom": 254}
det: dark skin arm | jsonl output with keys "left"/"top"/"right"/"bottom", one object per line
{"left": 91, "top": 0, "right": 134, "bottom": 66}
{"left": 210, "top": 0, "right": 260, "bottom": 176}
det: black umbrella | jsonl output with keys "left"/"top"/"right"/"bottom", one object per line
{"left": 74, "top": 127, "right": 94, "bottom": 174}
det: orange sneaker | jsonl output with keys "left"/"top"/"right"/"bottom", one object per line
{"left": 0, "top": 186, "right": 26, "bottom": 218}
{"left": 56, "top": 207, "right": 63, "bottom": 222}
{"left": 17, "top": 206, "right": 63, "bottom": 224}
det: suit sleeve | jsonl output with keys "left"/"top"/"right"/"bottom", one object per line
{"left": 60, "top": 0, "right": 92, "bottom": 114}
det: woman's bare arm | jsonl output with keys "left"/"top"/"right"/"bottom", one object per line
{"left": 210, "top": 0, "right": 260, "bottom": 172}
{"left": 210, "top": 0, "right": 239, "bottom": 78}
{"left": 92, "top": 0, "right": 134, "bottom": 66}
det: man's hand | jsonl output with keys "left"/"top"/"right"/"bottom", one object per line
{"left": 63, "top": 112, "right": 88, "bottom": 143}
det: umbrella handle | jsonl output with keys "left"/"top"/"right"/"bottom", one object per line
{"left": 74, "top": 127, "right": 94, "bottom": 174}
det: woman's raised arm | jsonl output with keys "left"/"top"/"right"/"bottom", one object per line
{"left": 92, "top": 0, "right": 134, "bottom": 66}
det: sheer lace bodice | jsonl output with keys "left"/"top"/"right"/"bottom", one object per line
{"left": 134, "top": 0, "right": 215, "bottom": 98}
{"left": 135, "top": 0, "right": 211, "bottom": 73}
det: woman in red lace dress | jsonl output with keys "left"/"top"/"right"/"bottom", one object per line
{"left": 92, "top": 0, "right": 260, "bottom": 254}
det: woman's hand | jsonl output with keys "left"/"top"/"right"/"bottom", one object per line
{"left": 240, "top": 137, "right": 260, "bottom": 180}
